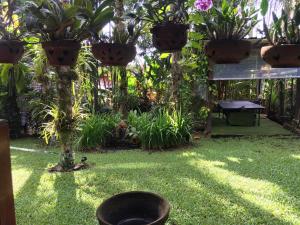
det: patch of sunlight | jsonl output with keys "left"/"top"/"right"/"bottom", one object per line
{"left": 227, "top": 157, "right": 241, "bottom": 163}
{"left": 291, "top": 154, "right": 300, "bottom": 160}
{"left": 179, "top": 177, "right": 248, "bottom": 218}
{"left": 101, "top": 162, "right": 160, "bottom": 169}
{"left": 188, "top": 159, "right": 300, "bottom": 224}
{"left": 181, "top": 152, "right": 198, "bottom": 157}
{"left": 11, "top": 146, "right": 39, "bottom": 152}
{"left": 36, "top": 173, "right": 57, "bottom": 212}
{"left": 12, "top": 169, "right": 32, "bottom": 194}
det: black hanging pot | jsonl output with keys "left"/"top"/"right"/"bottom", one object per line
{"left": 261, "top": 44, "right": 300, "bottom": 68}
{"left": 151, "top": 23, "right": 189, "bottom": 53}
{"left": 205, "top": 40, "right": 251, "bottom": 64}
{"left": 42, "top": 40, "right": 81, "bottom": 66}
{"left": 96, "top": 191, "right": 170, "bottom": 225}
{"left": 92, "top": 43, "right": 136, "bottom": 67}
{"left": 0, "top": 40, "right": 25, "bottom": 64}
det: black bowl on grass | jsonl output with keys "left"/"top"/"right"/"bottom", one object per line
{"left": 96, "top": 191, "right": 170, "bottom": 225}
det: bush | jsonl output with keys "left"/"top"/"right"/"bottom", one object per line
{"left": 130, "top": 110, "right": 192, "bottom": 150}
{"left": 76, "top": 114, "right": 120, "bottom": 150}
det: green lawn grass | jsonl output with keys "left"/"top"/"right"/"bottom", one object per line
{"left": 10, "top": 137, "right": 300, "bottom": 225}
{"left": 212, "top": 116, "right": 292, "bottom": 137}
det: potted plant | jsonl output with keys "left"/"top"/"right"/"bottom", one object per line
{"left": 195, "top": 0, "right": 259, "bottom": 64}
{"left": 141, "top": 0, "right": 189, "bottom": 53}
{"left": 261, "top": 4, "right": 300, "bottom": 68}
{"left": 92, "top": 17, "right": 142, "bottom": 67}
{"left": 25, "top": 0, "right": 114, "bottom": 67}
{"left": 0, "top": 1, "right": 26, "bottom": 64}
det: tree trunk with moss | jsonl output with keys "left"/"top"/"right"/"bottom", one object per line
{"left": 171, "top": 52, "right": 183, "bottom": 108}
{"left": 56, "top": 66, "right": 75, "bottom": 170}
{"left": 115, "top": 0, "right": 128, "bottom": 118}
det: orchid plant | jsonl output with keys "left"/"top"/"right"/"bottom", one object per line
{"left": 194, "top": 0, "right": 259, "bottom": 40}
{"left": 263, "top": 3, "right": 300, "bottom": 45}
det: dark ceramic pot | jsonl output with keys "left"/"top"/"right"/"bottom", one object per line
{"left": 92, "top": 43, "right": 136, "bottom": 67}
{"left": 42, "top": 40, "right": 81, "bottom": 66}
{"left": 0, "top": 40, "right": 24, "bottom": 64}
{"left": 205, "top": 40, "right": 251, "bottom": 64}
{"left": 96, "top": 191, "right": 170, "bottom": 225}
{"left": 261, "top": 44, "right": 300, "bottom": 68}
{"left": 151, "top": 23, "right": 189, "bottom": 53}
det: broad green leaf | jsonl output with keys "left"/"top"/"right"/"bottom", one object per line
{"left": 260, "top": 0, "right": 269, "bottom": 16}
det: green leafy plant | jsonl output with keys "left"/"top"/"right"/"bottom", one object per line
{"left": 75, "top": 113, "right": 121, "bottom": 150}
{"left": 197, "top": 0, "right": 259, "bottom": 40}
{"left": 25, "top": 0, "right": 114, "bottom": 41}
{"left": 129, "top": 0, "right": 189, "bottom": 25}
{"left": 133, "top": 109, "right": 192, "bottom": 150}
{"left": 263, "top": 3, "right": 300, "bottom": 45}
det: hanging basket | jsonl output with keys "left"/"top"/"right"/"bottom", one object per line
{"left": 92, "top": 43, "right": 136, "bottom": 67}
{"left": 151, "top": 23, "right": 189, "bottom": 53}
{"left": 96, "top": 191, "right": 170, "bottom": 225}
{"left": 205, "top": 40, "right": 251, "bottom": 64}
{"left": 261, "top": 44, "right": 300, "bottom": 68}
{"left": 0, "top": 40, "right": 24, "bottom": 64}
{"left": 42, "top": 40, "right": 81, "bottom": 67}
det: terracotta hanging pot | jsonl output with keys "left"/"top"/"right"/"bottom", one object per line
{"left": 42, "top": 40, "right": 81, "bottom": 67}
{"left": 205, "top": 40, "right": 251, "bottom": 64}
{"left": 261, "top": 44, "right": 300, "bottom": 68}
{"left": 92, "top": 43, "right": 136, "bottom": 67}
{"left": 0, "top": 40, "right": 25, "bottom": 64}
{"left": 151, "top": 23, "right": 189, "bottom": 53}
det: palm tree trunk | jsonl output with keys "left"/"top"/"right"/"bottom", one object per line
{"left": 56, "top": 66, "right": 74, "bottom": 170}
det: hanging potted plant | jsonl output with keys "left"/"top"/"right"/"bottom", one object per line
{"left": 25, "top": 0, "right": 114, "bottom": 67}
{"left": 141, "top": 0, "right": 189, "bottom": 53}
{"left": 261, "top": 4, "right": 300, "bottom": 68}
{"left": 195, "top": 0, "right": 259, "bottom": 64}
{"left": 0, "top": 1, "right": 26, "bottom": 64}
{"left": 92, "top": 16, "right": 142, "bottom": 67}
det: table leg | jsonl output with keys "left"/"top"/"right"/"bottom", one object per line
{"left": 258, "top": 110, "right": 261, "bottom": 126}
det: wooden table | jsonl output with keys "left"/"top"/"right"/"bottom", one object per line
{"left": 0, "top": 120, "right": 16, "bottom": 225}
{"left": 219, "top": 101, "right": 265, "bottom": 126}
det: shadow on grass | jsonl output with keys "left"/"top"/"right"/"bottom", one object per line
{"left": 76, "top": 154, "right": 293, "bottom": 224}
{"left": 12, "top": 137, "right": 300, "bottom": 225}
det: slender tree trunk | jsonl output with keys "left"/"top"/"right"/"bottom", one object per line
{"left": 6, "top": 68, "right": 21, "bottom": 138}
{"left": 115, "top": 0, "right": 128, "bottom": 118}
{"left": 92, "top": 61, "right": 100, "bottom": 113}
{"left": 119, "top": 68, "right": 128, "bottom": 118}
{"left": 55, "top": 66, "right": 74, "bottom": 170}
{"left": 171, "top": 52, "right": 183, "bottom": 108}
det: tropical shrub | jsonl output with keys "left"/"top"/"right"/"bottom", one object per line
{"left": 75, "top": 114, "right": 120, "bottom": 150}
{"left": 134, "top": 109, "right": 192, "bottom": 150}
{"left": 195, "top": 0, "right": 259, "bottom": 40}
